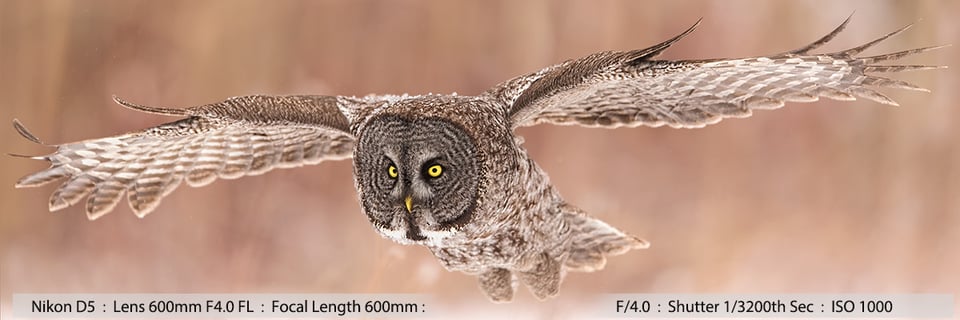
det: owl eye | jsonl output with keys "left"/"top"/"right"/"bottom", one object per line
{"left": 426, "top": 164, "right": 443, "bottom": 178}
{"left": 388, "top": 165, "right": 398, "bottom": 178}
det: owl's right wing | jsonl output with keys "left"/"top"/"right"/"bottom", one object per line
{"left": 14, "top": 95, "right": 369, "bottom": 219}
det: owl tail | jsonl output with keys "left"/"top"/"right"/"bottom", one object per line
{"left": 562, "top": 204, "right": 649, "bottom": 273}
{"left": 478, "top": 205, "right": 648, "bottom": 302}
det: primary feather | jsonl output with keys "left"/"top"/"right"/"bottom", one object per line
{"left": 490, "top": 16, "right": 946, "bottom": 129}
{"left": 14, "top": 95, "right": 356, "bottom": 219}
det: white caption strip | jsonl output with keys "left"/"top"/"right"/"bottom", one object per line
{"left": 597, "top": 294, "right": 954, "bottom": 318}
{"left": 14, "top": 294, "right": 431, "bottom": 318}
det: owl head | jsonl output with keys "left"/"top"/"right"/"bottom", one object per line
{"left": 353, "top": 114, "right": 482, "bottom": 245}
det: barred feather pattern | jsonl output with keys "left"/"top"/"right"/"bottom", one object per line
{"left": 14, "top": 95, "right": 356, "bottom": 219}
{"left": 498, "top": 16, "right": 946, "bottom": 129}
{"left": 10, "top": 17, "right": 946, "bottom": 302}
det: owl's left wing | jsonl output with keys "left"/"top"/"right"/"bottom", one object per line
{"left": 490, "top": 17, "right": 946, "bottom": 129}
{"left": 13, "top": 95, "right": 365, "bottom": 219}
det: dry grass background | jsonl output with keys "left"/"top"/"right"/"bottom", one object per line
{"left": 1, "top": 0, "right": 957, "bottom": 318}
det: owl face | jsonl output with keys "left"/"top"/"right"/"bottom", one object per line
{"left": 354, "top": 115, "right": 481, "bottom": 245}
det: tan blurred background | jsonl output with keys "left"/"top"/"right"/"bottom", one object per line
{"left": 1, "top": 0, "right": 957, "bottom": 318}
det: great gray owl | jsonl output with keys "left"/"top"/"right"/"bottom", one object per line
{"left": 12, "top": 17, "right": 943, "bottom": 302}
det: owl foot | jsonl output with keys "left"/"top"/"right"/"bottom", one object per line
{"left": 516, "top": 252, "right": 563, "bottom": 300}
{"left": 478, "top": 267, "right": 516, "bottom": 303}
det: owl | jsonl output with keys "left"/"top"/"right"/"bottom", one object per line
{"left": 13, "top": 17, "right": 942, "bottom": 302}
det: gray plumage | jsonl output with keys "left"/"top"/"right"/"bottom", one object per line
{"left": 12, "top": 17, "right": 944, "bottom": 302}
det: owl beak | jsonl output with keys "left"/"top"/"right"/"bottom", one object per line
{"left": 404, "top": 195, "right": 413, "bottom": 213}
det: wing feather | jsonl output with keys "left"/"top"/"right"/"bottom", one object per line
{"left": 14, "top": 95, "right": 358, "bottom": 219}
{"left": 491, "top": 17, "right": 946, "bottom": 129}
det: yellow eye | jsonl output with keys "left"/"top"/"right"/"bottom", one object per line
{"left": 427, "top": 164, "right": 443, "bottom": 178}
{"left": 388, "top": 165, "right": 398, "bottom": 178}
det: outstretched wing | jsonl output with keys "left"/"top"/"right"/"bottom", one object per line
{"left": 489, "top": 16, "right": 946, "bottom": 129}
{"left": 14, "top": 95, "right": 359, "bottom": 219}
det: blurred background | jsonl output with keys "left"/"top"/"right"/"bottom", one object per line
{"left": 1, "top": 0, "right": 957, "bottom": 318}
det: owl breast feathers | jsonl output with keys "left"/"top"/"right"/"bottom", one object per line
{"left": 13, "top": 16, "right": 944, "bottom": 302}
